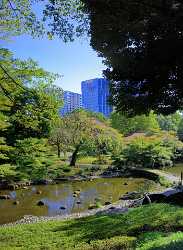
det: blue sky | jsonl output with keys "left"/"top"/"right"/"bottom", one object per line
{"left": 3, "top": 35, "right": 106, "bottom": 93}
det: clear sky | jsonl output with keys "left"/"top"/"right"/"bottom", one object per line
{"left": 3, "top": 35, "right": 106, "bottom": 93}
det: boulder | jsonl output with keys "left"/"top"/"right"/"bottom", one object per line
{"left": 37, "top": 200, "right": 45, "bottom": 206}
{"left": 0, "top": 195, "right": 11, "bottom": 200}
{"left": 142, "top": 193, "right": 166, "bottom": 205}
{"left": 73, "top": 190, "right": 80, "bottom": 195}
{"left": 109, "top": 206, "right": 116, "bottom": 210}
{"left": 166, "top": 192, "right": 183, "bottom": 205}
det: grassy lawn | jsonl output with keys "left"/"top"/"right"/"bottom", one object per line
{"left": 1, "top": 204, "right": 183, "bottom": 249}
{"left": 77, "top": 156, "right": 98, "bottom": 164}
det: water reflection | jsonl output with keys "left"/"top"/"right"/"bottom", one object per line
{"left": 0, "top": 177, "right": 157, "bottom": 224}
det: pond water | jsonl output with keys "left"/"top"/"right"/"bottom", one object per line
{"left": 0, "top": 177, "right": 158, "bottom": 225}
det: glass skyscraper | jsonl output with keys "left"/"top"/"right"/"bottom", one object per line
{"left": 60, "top": 91, "right": 82, "bottom": 116}
{"left": 81, "top": 78, "right": 113, "bottom": 117}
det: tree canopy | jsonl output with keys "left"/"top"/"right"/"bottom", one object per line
{"left": 0, "top": 0, "right": 44, "bottom": 41}
{"left": 83, "top": 0, "right": 183, "bottom": 115}
{"left": 41, "top": 0, "right": 183, "bottom": 115}
{"left": 110, "top": 111, "right": 160, "bottom": 136}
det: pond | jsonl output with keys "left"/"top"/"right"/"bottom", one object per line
{"left": 0, "top": 177, "right": 159, "bottom": 225}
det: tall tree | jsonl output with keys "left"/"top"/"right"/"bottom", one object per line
{"left": 53, "top": 110, "right": 94, "bottom": 166}
{"left": 80, "top": 0, "right": 183, "bottom": 116}
{"left": 0, "top": 48, "right": 63, "bottom": 144}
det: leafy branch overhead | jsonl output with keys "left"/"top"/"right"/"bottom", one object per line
{"left": 42, "top": 0, "right": 183, "bottom": 115}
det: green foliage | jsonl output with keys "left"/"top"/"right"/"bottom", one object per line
{"left": 137, "top": 232, "right": 183, "bottom": 250}
{"left": 43, "top": 0, "right": 88, "bottom": 42}
{"left": 0, "top": 164, "right": 16, "bottom": 181}
{"left": 13, "top": 138, "right": 57, "bottom": 180}
{"left": 81, "top": 0, "right": 183, "bottom": 115}
{"left": 114, "top": 132, "right": 183, "bottom": 168}
{"left": 62, "top": 165, "right": 71, "bottom": 173}
{"left": 0, "top": 48, "right": 62, "bottom": 143}
{"left": 158, "top": 176, "right": 172, "bottom": 188}
{"left": 0, "top": 0, "right": 44, "bottom": 41}
{"left": 157, "top": 112, "right": 182, "bottom": 132}
{"left": 177, "top": 118, "right": 183, "bottom": 141}
{"left": 110, "top": 111, "right": 160, "bottom": 136}
{"left": 76, "top": 236, "right": 136, "bottom": 250}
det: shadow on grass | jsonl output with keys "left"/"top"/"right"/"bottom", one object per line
{"left": 52, "top": 204, "right": 183, "bottom": 244}
{"left": 148, "top": 239, "right": 183, "bottom": 250}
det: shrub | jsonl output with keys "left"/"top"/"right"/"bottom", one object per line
{"left": 114, "top": 132, "right": 183, "bottom": 169}
{"left": 62, "top": 165, "right": 71, "bottom": 173}
{"left": 0, "top": 164, "right": 17, "bottom": 181}
{"left": 75, "top": 236, "right": 136, "bottom": 250}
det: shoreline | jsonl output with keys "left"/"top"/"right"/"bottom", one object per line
{"left": 0, "top": 199, "right": 142, "bottom": 227}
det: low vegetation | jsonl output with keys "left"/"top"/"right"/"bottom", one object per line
{"left": 1, "top": 204, "right": 183, "bottom": 249}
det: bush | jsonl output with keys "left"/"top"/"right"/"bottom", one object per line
{"left": 75, "top": 236, "right": 136, "bottom": 250}
{"left": 62, "top": 165, "right": 71, "bottom": 173}
{"left": 114, "top": 132, "right": 183, "bottom": 169}
{"left": 0, "top": 164, "right": 17, "bottom": 181}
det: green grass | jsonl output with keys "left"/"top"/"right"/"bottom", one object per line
{"left": 158, "top": 176, "right": 173, "bottom": 187}
{"left": 1, "top": 204, "right": 183, "bottom": 249}
{"left": 77, "top": 156, "right": 98, "bottom": 164}
{"left": 77, "top": 155, "right": 112, "bottom": 165}
{"left": 0, "top": 204, "right": 183, "bottom": 250}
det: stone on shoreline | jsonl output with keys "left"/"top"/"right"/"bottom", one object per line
{"left": 37, "top": 201, "right": 45, "bottom": 206}
{"left": 0, "top": 195, "right": 11, "bottom": 200}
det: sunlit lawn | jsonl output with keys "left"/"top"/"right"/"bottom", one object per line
{"left": 1, "top": 204, "right": 183, "bottom": 249}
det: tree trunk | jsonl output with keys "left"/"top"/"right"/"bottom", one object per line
{"left": 57, "top": 143, "right": 61, "bottom": 158}
{"left": 70, "top": 145, "right": 80, "bottom": 166}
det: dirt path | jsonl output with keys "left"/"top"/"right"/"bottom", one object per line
{"left": 147, "top": 169, "right": 180, "bottom": 184}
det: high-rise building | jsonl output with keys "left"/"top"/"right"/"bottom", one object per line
{"left": 60, "top": 91, "right": 82, "bottom": 116}
{"left": 81, "top": 78, "right": 113, "bottom": 117}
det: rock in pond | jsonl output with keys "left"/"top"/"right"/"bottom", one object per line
{"left": 73, "top": 190, "right": 80, "bottom": 195}
{"left": 37, "top": 200, "right": 45, "bottom": 206}
{"left": 13, "top": 200, "right": 20, "bottom": 205}
{"left": 104, "top": 201, "right": 112, "bottom": 205}
{"left": 60, "top": 206, "right": 66, "bottom": 210}
{"left": 0, "top": 195, "right": 11, "bottom": 200}
{"left": 119, "top": 191, "right": 141, "bottom": 200}
{"left": 36, "top": 190, "right": 42, "bottom": 195}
